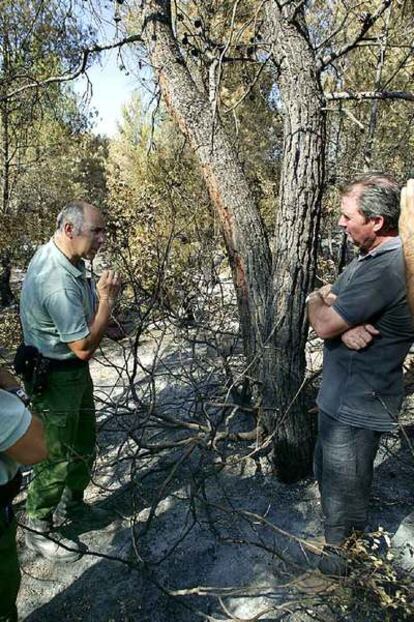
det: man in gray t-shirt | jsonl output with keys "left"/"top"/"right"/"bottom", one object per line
{"left": 307, "top": 173, "right": 414, "bottom": 576}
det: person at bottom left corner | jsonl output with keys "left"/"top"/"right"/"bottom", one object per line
{"left": 0, "top": 366, "right": 47, "bottom": 622}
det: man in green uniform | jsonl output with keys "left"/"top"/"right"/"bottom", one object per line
{"left": 20, "top": 200, "right": 121, "bottom": 561}
{"left": 0, "top": 366, "right": 46, "bottom": 621}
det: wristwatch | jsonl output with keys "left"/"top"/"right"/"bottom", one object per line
{"left": 8, "top": 387, "right": 30, "bottom": 406}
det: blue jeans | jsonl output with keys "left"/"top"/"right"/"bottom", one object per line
{"left": 314, "top": 411, "right": 381, "bottom": 545}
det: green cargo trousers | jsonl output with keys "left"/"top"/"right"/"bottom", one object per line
{"left": 0, "top": 510, "right": 19, "bottom": 622}
{"left": 26, "top": 365, "right": 96, "bottom": 521}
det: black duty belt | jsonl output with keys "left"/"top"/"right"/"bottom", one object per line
{"left": 45, "top": 357, "right": 88, "bottom": 371}
{"left": 14, "top": 344, "right": 88, "bottom": 394}
{"left": 0, "top": 470, "right": 22, "bottom": 508}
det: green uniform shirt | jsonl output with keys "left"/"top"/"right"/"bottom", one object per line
{"left": 0, "top": 390, "right": 31, "bottom": 485}
{"left": 20, "top": 239, "right": 97, "bottom": 360}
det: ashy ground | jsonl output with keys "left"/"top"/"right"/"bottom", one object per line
{"left": 14, "top": 331, "right": 414, "bottom": 622}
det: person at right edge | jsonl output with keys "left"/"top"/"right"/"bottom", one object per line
{"left": 400, "top": 179, "right": 414, "bottom": 313}
{"left": 307, "top": 173, "right": 414, "bottom": 576}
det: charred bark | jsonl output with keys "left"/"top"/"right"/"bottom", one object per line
{"left": 0, "top": 26, "right": 14, "bottom": 308}
{"left": 0, "top": 25, "right": 11, "bottom": 215}
{"left": 261, "top": 4, "right": 326, "bottom": 480}
{"left": 141, "top": 0, "right": 271, "bottom": 365}
{"left": 140, "top": 1, "right": 326, "bottom": 481}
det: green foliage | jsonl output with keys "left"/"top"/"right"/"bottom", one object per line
{"left": 105, "top": 95, "right": 215, "bottom": 315}
{"left": 0, "top": 118, "right": 108, "bottom": 265}
{"left": 0, "top": 0, "right": 103, "bottom": 269}
{"left": 327, "top": 531, "right": 414, "bottom": 621}
{"left": 320, "top": 1, "right": 414, "bottom": 178}
{"left": 0, "top": 0, "right": 94, "bottom": 85}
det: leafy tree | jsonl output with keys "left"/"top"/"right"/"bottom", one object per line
{"left": 105, "top": 94, "right": 215, "bottom": 317}
{"left": 0, "top": 0, "right": 103, "bottom": 301}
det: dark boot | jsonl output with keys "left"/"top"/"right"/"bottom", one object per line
{"left": 54, "top": 488, "right": 112, "bottom": 526}
{"left": 25, "top": 517, "right": 83, "bottom": 562}
{"left": 318, "top": 544, "right": 349, "bottom": 577}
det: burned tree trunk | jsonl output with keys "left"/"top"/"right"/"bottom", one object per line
{"left": 0, "top": 250, "right": 13, "bottom": 307}
{"left": 0, "top": 26, "right": 14, "bottom": 308}
{"left": 141, "top": 0, "right": 271, "bottom": 364}
{"left": 260, "top": 4, "right": 326, "bottom": 480}
{"left": 140, "top": 0, "right": 325, "bottom": 480}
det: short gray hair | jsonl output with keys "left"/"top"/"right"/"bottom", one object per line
{"left": 341, "top": 172, "right": 401, "bottom": 232}
{"left": 56, "top": 201, "right": 88, "bottom": 235}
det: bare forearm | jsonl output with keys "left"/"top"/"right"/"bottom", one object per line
{"left": 308, "top": 291, "right": 325, "bottom": 331}
{"left": 86, "top": 300, "right": 114, "bottom": 352}
{"left": 308, "top": 293, "right": 333, "bottom": 337}
{"left": 68, "top": 269, "right": 121, "bottom": 360}
{"left": 69, "top": 300, "right": 113, "bottom": 360}
{"left": 307, "top": 290, "right": 349, "bottom": 339}
{"left": 5, "top": 415, "right": 47, "bottom": 464}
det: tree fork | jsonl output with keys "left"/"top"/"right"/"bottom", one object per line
{"left": 141, "top": 0, "right": 325, "bottom": 481}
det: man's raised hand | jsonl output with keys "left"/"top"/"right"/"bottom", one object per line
{"left": 97, "top": 269, "right": 122, "bottom": 307}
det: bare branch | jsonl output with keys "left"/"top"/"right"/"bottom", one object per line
{"left": 0, "top": 33, "right": 143, "bottom": 103}
{"left": 326, "top": 90, "right": 414, "bottom": 102}
{"left": 343, "top": 107, "right": 365, "bottom": 130}
{"left": 318, "top": 0, "right": 392, "bottom": 71}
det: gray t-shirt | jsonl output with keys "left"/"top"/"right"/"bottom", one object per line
{"left": 317, "top": 237, "right": 414, "bottom": 431}
{"left": 0, "top": 390, "right": 32, "bottom": 485}
{"left": 20, "top": 239, "right": 97, "bottom": 360}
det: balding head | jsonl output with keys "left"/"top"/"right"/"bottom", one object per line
{"left": 56, "top": 201, "right": 99, "bottom": 235}
{"left": 54, "top": 200, "right": 106, "bottom": 262}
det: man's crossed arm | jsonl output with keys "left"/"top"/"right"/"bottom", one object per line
{"left": 307, "top": 284, "right": 379, "bottom": 350}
